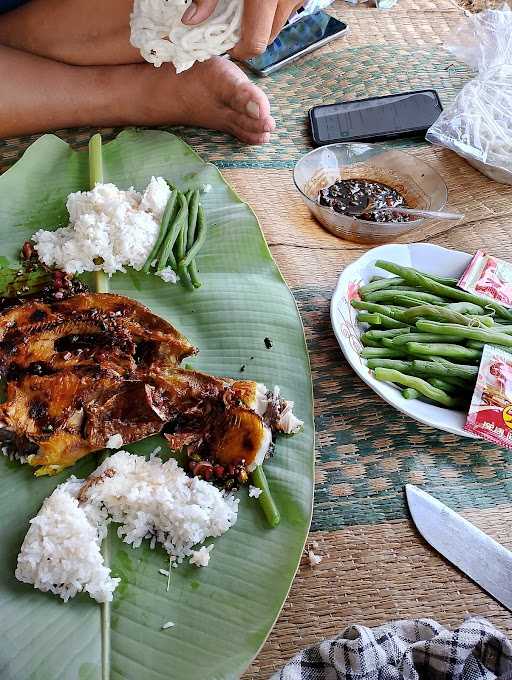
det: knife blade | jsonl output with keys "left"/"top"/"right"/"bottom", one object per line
{"left": 406, "top": 484, "right": 512, "bottom": 612}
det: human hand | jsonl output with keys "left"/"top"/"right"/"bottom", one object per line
{"left": 182, "top": 0, "right": 303, "bottom": 60}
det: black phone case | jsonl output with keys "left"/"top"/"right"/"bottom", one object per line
{"left": 308, "top": 90, "right": 443, "bottom": 146}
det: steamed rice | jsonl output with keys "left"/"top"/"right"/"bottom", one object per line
{"left": 15, "top": 479, "right": 117, "bottom": 603}
{"left": 16, "top": 451, "right": 239, "bottom": 602}
{"left": 32, "top": 177, "right": 172, "bottom": 276}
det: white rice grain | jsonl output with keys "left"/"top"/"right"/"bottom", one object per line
{"left": 33, "top": 178, "right": 175, "bottom": 277}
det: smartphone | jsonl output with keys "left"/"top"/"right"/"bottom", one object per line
{"left": 309, "top": 90, "right": 443, "bottom": 145}
{"left": 243, "top": 11, "right": 348, "bottom": 77}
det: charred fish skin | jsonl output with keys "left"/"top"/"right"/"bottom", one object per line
{"left": 0, "top": 293, "right": 197, "bottom": 380}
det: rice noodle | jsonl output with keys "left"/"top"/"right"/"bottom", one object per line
{"left": 130, "top": 0, "right": 243, "bottom": 73}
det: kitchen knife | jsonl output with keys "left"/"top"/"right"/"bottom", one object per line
{"left": 406, "top": 484, "right": 512, "bottom": 612}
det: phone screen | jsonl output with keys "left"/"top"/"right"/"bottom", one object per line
{"left": 310, "top": 91, "right": 443, "bottom": 144}
{"left": 246, "top": 12, "right": 347, "bottom": 72}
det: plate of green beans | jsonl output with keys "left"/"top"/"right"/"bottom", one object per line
{"left": 330, "top": 242, "right": 512, "bottom": 438}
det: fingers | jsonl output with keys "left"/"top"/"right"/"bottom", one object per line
{"left": 230, "top": 0, "right": 278, "bottom": 61}
{"left": 181, "top": 0, "right": 218, "bottom": 25}
{"left": 269, "top": 1, "right": 304, "bottom": 44}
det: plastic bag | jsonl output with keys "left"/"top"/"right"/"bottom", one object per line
{"left": 426, "top": 6, "right": 512, "bottom": 185}
{"left": 289, "top": 0, "right": 335, "bottom": 22}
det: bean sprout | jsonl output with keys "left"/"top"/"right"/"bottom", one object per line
{"left": 130, "top": 0, "right": 243, "bottom": 73}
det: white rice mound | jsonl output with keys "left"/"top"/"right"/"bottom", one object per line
{"left": 32, "top": 177, "right": 172, "bottom": 276}
{"left": 16, "top": 451, "right": 238, "bottom": 603}
{"left": 82, "top": 451, "right": 239, "bottom": 561}
{"left": 15, "top": 479, "right": 117, "bottom": 603}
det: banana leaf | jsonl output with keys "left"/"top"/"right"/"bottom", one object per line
{"left": 0, "top": 129, "right": 314, "bottom": 680}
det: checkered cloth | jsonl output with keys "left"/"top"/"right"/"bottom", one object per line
{"left": 272, "top": 618, "right": 512, "bottom": 680}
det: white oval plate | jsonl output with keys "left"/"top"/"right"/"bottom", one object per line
{"left": 330, "top": 242, "right": 478, "bottom": 438}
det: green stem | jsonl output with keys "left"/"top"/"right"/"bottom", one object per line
{"left": 251, "top": 466, "right": 280, "bottom": 528}
{"left": 88, "top": 133, "right": 109, "bottom": 294}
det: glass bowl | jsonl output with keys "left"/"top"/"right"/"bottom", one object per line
{"left": 293, "top": 143, "right": 448, "bottom": 244}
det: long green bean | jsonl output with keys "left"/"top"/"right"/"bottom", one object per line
{"left": 351, "top": 300, "right": 407, "bottom": 322}
{"left": 404, "top": 342, "right": 481, "bottom": 361}
{"left": 188, "top": 260, "right": 202, "bottom": 289}
{"left": 402, "top": 388, "right": 420, "bottom": 399}
{"left": 357, "top": 312, "right": 382, "bottom": 325}
{"left": 364, "top": 328, "right": 410, "bottom": 339}
{"left": 357, "top": 312, "right": 408, "bottom": 329}
{"left": 186, "top": 189, "right": 200, "bottom": 249}
{"left": 358, "top": 277, "right": 406, "bottom": 295}
{"left": 361, "top": 347, "right": 404, "bottom": 358}
{"left": 445, "top": 302, "right": 488, "bottom": 315}
{"left": 391, "top": 332, "right": 462, "bottom": 346}
{"left": 361, "top": 336, "right": 383, "bottom": 348}
{"left": 180, "top": 204, "right": 207, "bottom": 269}
{"left": 411, "top": 359, "right": 478, "bottom": 380}
{"left": 402, "top": 304, "right": 493, "bottom": 327}
{"left": 374, "top": 368, "right": 458, "bottom": 407}
{"left": 428, "top": 378, "right": 472, "bottom": 394}
{"left": 157, "top": 191, "right": 188, "bottom": 272}
{"left": 415, "top": 320, "right": 512, "bottom": 348}
{"left": 366, "top": 359, "right": 414, "bottom": 371}
{"left": 466, "top": 340, "right": 485, "bottom": 350}
{"left": 143, "top": 188, "right": 178, "bottom": 273}
{"left": 375, "top": 260, "right": 512, "bottom": 320}
{"left": 364, "top": 289, "right": 447, "bottom": 305}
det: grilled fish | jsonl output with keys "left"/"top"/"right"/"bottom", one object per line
{"left": 0, "top": 293, "right": 291, "bottom": 477}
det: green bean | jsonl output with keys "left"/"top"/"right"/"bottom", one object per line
{"left": 174, "top": 211, "right": 194, "bottom": 290}
{"left": 466, "top": 340, "right": 485, "bottom": 350}
{"left": 358, "top": 277, "right": 406, "bottom": 295}
{"left": 357, "top": 312, "right": 408, "bottom": 329}
{"left": 402, "top": 304, "right": 493, "bottom": 327}
{"left": 361, "top": 336, "right": 384, "bottom": 348}
{"left": 488, "top": 325, "right": 512, "bottom": 334}
{"left": 143, "top": 188, "right": 178, "bottom": 272}
{"left": 186, "top": 189, "right": 200, "bottom": 249}
{"left": 366, "top": 359, "right": 414, "bottom": 372}
{"left": 364, "top": 328, "right": 410, "bottom": 339}
{"left": 374, "top": 368, "right": 458, "bottom": 407}
{"left": 374, "top": 262, "right": 459, "bottom": 287}
{"left": 361, "top": 347, "right": 404, "bottom": 358}
{"left": 381, "top": 338, "right": 401, "bottom": 349}
{"left": 364, "top": 289, "right": 447, "bottom": 305}
{"left": 429, "top": 375, "right": 473, "bottom": 389}
{"left": 415, "top": 320, "right": 512, "bottom": 348}
{"left": 411, "top": 359, "right": 478, "bottom": 380}
{"left": 391, "top": 332, "right": 463, "bottom": 346}
{"left": 445, "top": 302, "right": 488, "bottom": 315}
{"left": 157, "top": 191, "right": 188, "bottom": 271}
{"left": 375, "top": 260, "right": 512, "bottom": 320}
{"left": 351, "top": 300, "right": 407, "bottom": 322}
{"left": 188, "top": 259, "right": 202, "bottom": 289}
{"left": 180, "top": 204, "right": 207, "bottom": 269}
{"left": 404, "top": 342, "right": 481, "bottom": 361}
{"left": 357, "top": 312, "right": 382, "bottom": 326}
{"left": 428, "top": 378, "right": 459, "bottom": 393}
{"left": 402, "top": 388, "right": 420, "bottom": 400}
{"left": 251, "top": 465, "right": 280, "bottom": 528}
{"left": 428, "top": 378, "right": 473, "bottom": 395}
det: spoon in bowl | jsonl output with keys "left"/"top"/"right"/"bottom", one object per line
{"left": 344, "top": 197, "right": 464, "bottom": 221}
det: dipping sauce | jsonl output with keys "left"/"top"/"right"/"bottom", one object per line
{"left": 318, "top": 178, "right": 413, "bottom": 223}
